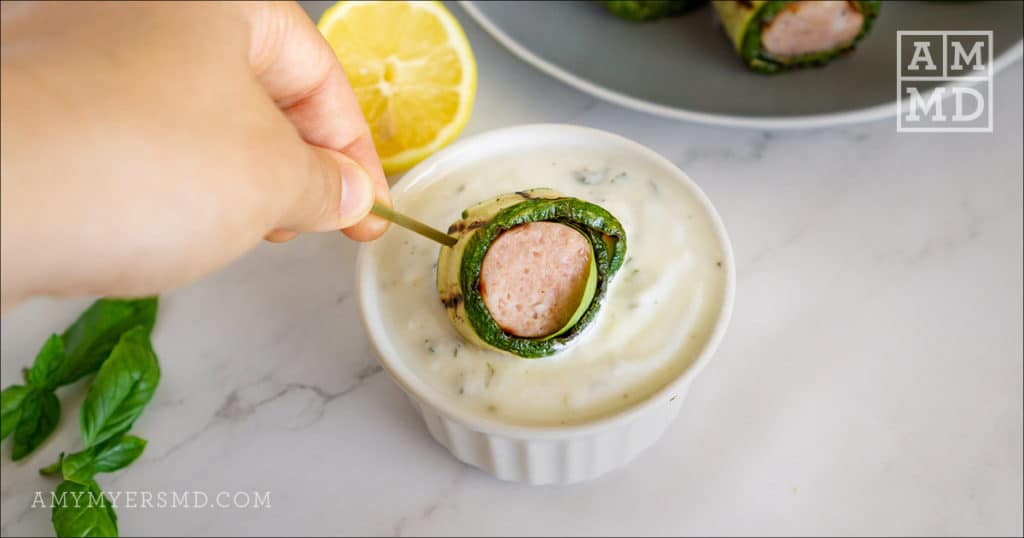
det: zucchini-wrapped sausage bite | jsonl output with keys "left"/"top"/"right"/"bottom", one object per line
{"left": 602, "top": 0, "right": 710, "bottom": 21}
{"left": 714, "top": 1, "right": 880, "bottom": 73}
{"left": 437, "top": 189, "right": 627, "bottom": 358}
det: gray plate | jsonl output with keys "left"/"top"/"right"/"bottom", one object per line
{"left": 460, "top": 1, "right": 1023, "bottom": 128}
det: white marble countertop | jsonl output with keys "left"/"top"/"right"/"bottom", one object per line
{"left": 2, "top": 4, "right": 1022, "bottom": 536}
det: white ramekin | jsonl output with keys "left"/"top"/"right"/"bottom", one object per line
{"left": 357, "top": 124, "right": 735, "bottom": 485}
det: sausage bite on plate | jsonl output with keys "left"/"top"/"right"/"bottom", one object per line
{"left": 714, "top": 0, "right": 880, "bottom": 73}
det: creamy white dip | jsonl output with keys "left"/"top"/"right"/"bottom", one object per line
{"left": 372, "top": 147, "right": 727, "bottom": 426}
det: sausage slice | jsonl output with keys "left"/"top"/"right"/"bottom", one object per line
{"left": 479, "top": 222, "right": 592, "bottom": 338}
{"left": 762, "top": 1, "right": 865, "bottom": 58}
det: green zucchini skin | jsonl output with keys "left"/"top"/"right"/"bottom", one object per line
{"left": 602, "top": 0, "right": 710, "bottom": 21}
{"left": 713, "top": 1, "right": 881, "bottom": 73}
{"left": 437, "top": 189, "right": 627, "bottom": 359}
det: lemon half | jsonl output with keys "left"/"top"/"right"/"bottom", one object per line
{"left": 318, "top": 1, "right": 477, "bottom": 174}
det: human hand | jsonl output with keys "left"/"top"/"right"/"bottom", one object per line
{"left": 0, "top": 1, "right": 391, "bottom": 311}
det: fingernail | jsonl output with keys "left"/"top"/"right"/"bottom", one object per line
{"left": 338, "top": 159, "right": 374, "bottom": 228}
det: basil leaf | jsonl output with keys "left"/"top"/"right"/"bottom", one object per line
{"left": 80, "top": 327, "right": 160, "bottom": 449}
{"left": 12, "top": 389, "right": 60, "bottom": 460}
{"left": 40, "top": 452, "right": 66, "bottom": 477}
{"left": 56, "top": 297, "right": 158, "bottom": 386}
{"left": 28, "top": 334, "right": 67, "bottom": 390}
{"left": 62, "top": 435, "right": 147, "bottom": 484}
{"left": 1, "top": 384, "right": 32, "bottom": 440}
{"left": 101, "top": 486, "right": 118, "bottom": 531}
{"left": 85, "top": 434, "right": 147, "bottom": 474}
{"left": 51, "top": 480, "right": 118, "bottom": 538}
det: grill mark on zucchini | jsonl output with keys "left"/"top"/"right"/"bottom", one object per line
{"left": 447, "top": 220, "right": 488, "bottom": 235}
{"left": 440, "top": 293, "right": 463, "bottom": 310}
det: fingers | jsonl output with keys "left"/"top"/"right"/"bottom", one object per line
{"left": 340, "top": 134, "right": 392, "bottom": 241}
{"left": 264, "top": 229, "right": 298, "bottom": 243}
{"left": 245, "top": 1, "right": 390, "bottom": 240}
{"left": 275, "top": 145, "right": 376, "bottom": 234}
{"left": 247, "top": 2, "right": 365, "bottom": 149}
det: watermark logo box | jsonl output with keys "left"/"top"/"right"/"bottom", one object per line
{"left": 897, "top": 31, "right": 993, "bottom": 132}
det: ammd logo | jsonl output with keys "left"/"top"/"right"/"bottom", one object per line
{"left": 897, "top": 31, "right": 993, "bottom": 132}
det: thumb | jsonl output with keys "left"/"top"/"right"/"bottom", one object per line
{"left": 277, "top": 146, "right": 376, "bottom": 234}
